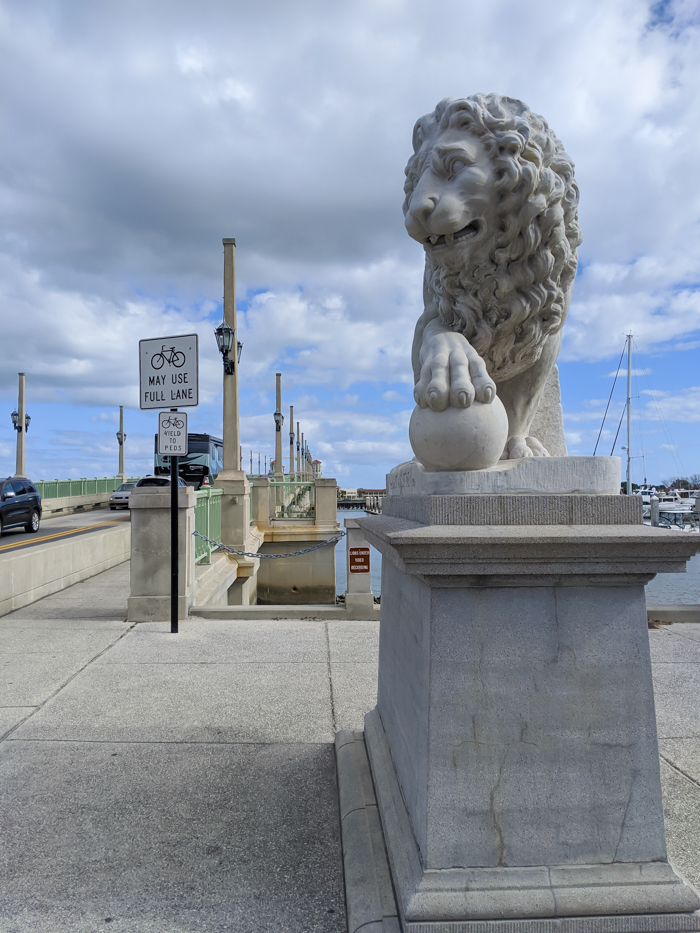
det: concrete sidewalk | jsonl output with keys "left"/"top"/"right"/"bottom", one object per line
{"left": 0, "top": 564, "right": 699, "bottom": 931}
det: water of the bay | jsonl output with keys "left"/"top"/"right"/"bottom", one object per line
{"left": 645, "top": 551, "right": 700, "bottom": 605}
{"left": 335, "top": 508, "right": 382, "bottom": 597}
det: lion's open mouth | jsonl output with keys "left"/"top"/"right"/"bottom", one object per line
{"left": 424, "top": 220, "right": 481, "bottom": 250}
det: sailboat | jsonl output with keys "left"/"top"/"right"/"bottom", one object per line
{"left": 595, "top": 335, "right": 698, "bottom": 530}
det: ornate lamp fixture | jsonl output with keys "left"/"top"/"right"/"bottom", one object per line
{"left": 11, "top": 411, "right": 30, "bottom": 432}
{"left": 214, "top": 321, "right": 236, "bottom": 375}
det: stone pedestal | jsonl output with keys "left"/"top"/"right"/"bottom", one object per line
{"left": 215, "top": 469, "right": 251, "bottom": 550}
{"left": 127, "top": 485, "right": 196, "bottom": 622}
{"left": 344, "top": 516, "right": 376, "bottom": 617}
{"left": 356, "top": 462, "right": 700, "bottom": 930}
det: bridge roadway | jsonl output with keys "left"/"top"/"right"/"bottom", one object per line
{"left": 0, "top": 508, "right": 129, "bottom": 555}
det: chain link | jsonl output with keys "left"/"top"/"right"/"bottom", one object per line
{"left": 192, "top": 529, "right": 345, "bottom": 560}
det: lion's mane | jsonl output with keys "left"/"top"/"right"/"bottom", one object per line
{"left": 404, "top": 94, "right": 582, "bottom": 381}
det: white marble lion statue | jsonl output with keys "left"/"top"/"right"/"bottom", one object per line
{"left": 405, "top": 93, "right": 582, "bottom": 460}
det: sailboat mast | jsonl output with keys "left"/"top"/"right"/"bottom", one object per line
{"left": 626, "top": 333, "right": 632, "bottom": 495}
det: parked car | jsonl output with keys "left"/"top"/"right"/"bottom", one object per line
{"left": 0, "top": 477, "right": 42, "bottom": 535}
{"left": 133, "top": 475, "right": 188, "bottom": 489}
{"left": 109, "top": 481, "right": 138, "bottom": 510}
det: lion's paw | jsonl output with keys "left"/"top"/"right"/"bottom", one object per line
{"left": 525, "top": 436, "right": 550, "bottom": 457}
{"left": 501, "top": 435, "right": 550, "bottom": 460}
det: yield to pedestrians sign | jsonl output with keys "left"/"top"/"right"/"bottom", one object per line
{"left": 158, "top": 411, "right": 188, "bottom": 455}
{"left": 139, "top": 334, "right": 199, "bottom": 409}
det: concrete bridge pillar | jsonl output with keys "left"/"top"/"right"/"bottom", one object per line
{"left": 127, "top": 485, "right": 196, "bottom": 622}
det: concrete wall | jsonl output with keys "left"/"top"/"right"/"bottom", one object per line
{"left": 42, "top": 492, "right": 114, "bottom": 516}
{"left": 0, "top": 523, "right": 130, "bottom": 617}
{"left": 256, "top": 539, "right": 336, "bottom": 604}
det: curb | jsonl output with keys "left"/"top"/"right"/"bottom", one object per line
{"left": 335, "top": 729, "right": 400, "bottom": 933}
{"left": 647, "top": 605, "right": 700, "bottom": 624}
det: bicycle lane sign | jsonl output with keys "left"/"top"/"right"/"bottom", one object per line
{"left": 139, "top": 334, "right": 199, "bottom": 409}
{"left": 158, "top": 411, "right": 188, "bottom": 455}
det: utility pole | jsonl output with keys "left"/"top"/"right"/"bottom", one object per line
{"left": 626, "top": 333, "right": 632, "bottom": 496}
{"left": 289, "top": 405, "right": 295, "bottom": 478}
{"left": 273, "top": 372, "right": 284, "bottom": 479}
{"left": 14, "top": 373, "right": 27, "bottom": 478}
{"left": 117, "top": 405, "right": 127, "bottom": 482}
{"left": 222, "top": 238, "right": 240, "bottom": 471}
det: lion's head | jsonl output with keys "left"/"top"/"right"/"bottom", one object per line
{"left": 404, "top": 94, "right": 582, "bottom": 382}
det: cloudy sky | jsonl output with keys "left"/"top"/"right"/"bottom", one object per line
{"left": 1, "top": 0, "right": 699, "bottom": 487}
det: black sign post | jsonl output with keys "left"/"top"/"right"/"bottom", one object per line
{"left": 139, "top": 334, "right": 198, "bottom": 636}
{"left": 170, "top": 441, "right": 179, "bottom": 635}
{"left": 158, "top": 409, "right": 188, "bottom": 636}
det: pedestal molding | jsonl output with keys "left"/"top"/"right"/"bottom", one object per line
{"left": 364, "top": 710, "right": 700, "bottom": 925}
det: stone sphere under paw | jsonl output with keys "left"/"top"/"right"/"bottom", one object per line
{"left": 409, "top": 396, "right": 509, "bottom": 472}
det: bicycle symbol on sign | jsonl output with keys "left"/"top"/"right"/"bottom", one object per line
{"left": 161, "top": 416, "right": 185, "bottom": 430}
{"left": 151, "top": 345, "right": 186, "bottom": 370}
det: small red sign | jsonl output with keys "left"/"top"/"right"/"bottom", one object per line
{"left": 349, "top": 547, "right": 370, "bottom": 573}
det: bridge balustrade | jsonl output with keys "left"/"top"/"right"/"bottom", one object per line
{"left": 35, "top": 477, "right": 140, "bottom": 499}
{"left": 194, "top": 487, "right": 223, "bottom": 564}
{"left": 269, "top": 480, "right": 315, "bottom": 520}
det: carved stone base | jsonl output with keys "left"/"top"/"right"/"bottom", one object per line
{"left": 355, "top": 498, "right": 700, "bottom": 930}
{"left": 336, "top": 728, "right": 700, "bottom": 933}
{"left": 387, "top": 456, "right": 621, "bottom": 497}
{"left": 365, "top": 710, "right": 699, "bottom": 927}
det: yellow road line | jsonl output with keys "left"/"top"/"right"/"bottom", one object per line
{"left": 0, "top": 516, "right": 129, "bottom": 553}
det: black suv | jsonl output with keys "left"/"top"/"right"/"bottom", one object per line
{"left": 0, "top": 478, "right": 42, "bottom": 535}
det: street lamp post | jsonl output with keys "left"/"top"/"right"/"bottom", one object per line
{"left": 215, "top": 238, "right": 250, "bottom": 552}
{"left": 220, "top": 238, "right": 241, "bottom": 472}
{"left": 11, "top": 373, "right": 30, "bottom": 478}
{"left": 116, "top": 405, "right": 127, "bottom": 482}
{"left": 289, "top": 404, "right": 295, "bottom": 479}
{"left": 273, "top": 373, "right": 284, "bottom": 480}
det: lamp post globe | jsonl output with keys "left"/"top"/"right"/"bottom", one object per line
{"left": 215, "top": 320, "right": 234, "bottom": 354}
{"left": 11, "top": 410, "right": 19, "bottom": 431}
{"left": 214, "top": 321, "right": 235, "bottom": 375}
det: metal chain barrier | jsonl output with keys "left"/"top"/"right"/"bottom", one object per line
{"left": 192, "top": 528, "right": 345, "bottom": 560}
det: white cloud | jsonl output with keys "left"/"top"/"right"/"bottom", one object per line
{"left": 642, "top": 386, "right": 700, "bottom": 422}
{"left": 0, "top": 0, "right": 699, "bottom": 484}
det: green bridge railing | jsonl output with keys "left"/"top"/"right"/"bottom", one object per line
{"left": 35, "top": 477, "right": 141, "bottom": 500}
{"left": 194, "top": 487, "right": 223, "bottom": 564}
{"left": 269, "top": 480, "right": 315, "bottom": 520}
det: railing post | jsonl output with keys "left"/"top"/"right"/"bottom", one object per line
{"left": 344, "top": 516, "right": 376, "bottom": 617}
{"left": 250, "top": 477, "right": 271, "bottom": 530}
{"left": 313, "top": 478, "right": 338, "bottom": 524}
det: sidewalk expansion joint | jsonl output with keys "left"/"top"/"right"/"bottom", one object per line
{"left": 660, "top": 753, "right": 700, "bottom": 790}
{"left": 325, "top": 622, "right": 338, "bottom": 734}
{"left": 0, "top": 620, "right": 137, "bottom": 744}
{"left": 3, "top": 737, "right": 335, "bottom": 746}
